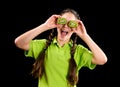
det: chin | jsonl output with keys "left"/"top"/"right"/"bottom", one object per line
{"left": 60, "top": 36, "right": 69, "bottom": 41}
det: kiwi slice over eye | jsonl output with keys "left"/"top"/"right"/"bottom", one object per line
{"left": 57, "top": 18, "right": 67, "bottom": 24}
{"left": 68, "top": 20, "right": 78, "bottom": 28}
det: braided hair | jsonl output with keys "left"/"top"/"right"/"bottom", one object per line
{"left": 31, "top": 8, "right": 80, "bottom": 86}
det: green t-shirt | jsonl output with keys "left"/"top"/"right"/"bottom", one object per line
{"left": 25, "top": 37, "right": 96, "bottom": 87}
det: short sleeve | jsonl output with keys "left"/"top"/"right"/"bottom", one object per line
{"left": 24, "top": 39, "right": 46, "bottom": 59}
{"left": 74, "top": 45, "right": 96, "bottom": 71}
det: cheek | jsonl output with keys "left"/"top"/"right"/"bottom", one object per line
{"left": 69, "top": 28, "right": 73, "bottom": 32}
{"left": 57, "top": 24, "right": 63, "bottom": 29}
{"left": 70, "top": 28, "right": 76, "bottom": 32}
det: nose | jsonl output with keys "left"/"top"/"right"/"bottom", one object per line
{"left": 64, "top": 23, "right": 69, "bottom": 28}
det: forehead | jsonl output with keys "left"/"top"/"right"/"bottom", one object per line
{"left": 61, "top": 12, "right": 76, "bottom": 20}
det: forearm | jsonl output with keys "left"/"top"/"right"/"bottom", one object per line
{"left": 14, "top": 24, "right": 49, "bottom": 50}
{"left": 81, "top": 34, "right": 108, "bottom": 65}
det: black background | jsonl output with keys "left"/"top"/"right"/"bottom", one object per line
{"left": 1, "top": 0, "right": 118, "bottom": 87}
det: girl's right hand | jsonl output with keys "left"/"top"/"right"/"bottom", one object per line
{"left": 44, "top": 14, "right": 61, "bottom": 29}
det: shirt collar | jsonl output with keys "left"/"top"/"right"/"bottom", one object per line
{"left": 52, "top": 36, "right": 73, "bottom": 47}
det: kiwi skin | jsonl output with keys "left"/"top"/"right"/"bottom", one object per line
{"left": 57, "top": 18, "right": 67, "bottom": 24}
{"left": 68, "top": 20, "right": 78, "bottom": 28}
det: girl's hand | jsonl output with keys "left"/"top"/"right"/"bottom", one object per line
{"left": 44, "top": 14, "right": 61, "bottom": 29}
{"left": 73, "top": 20, "right": 88, "bottom": 38}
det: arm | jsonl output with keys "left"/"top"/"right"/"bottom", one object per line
{"left": 14, "top": 15, "right": 60, "bottom": 51}
{"left": 74, "top": 20, "right": 108, "bottom": 65}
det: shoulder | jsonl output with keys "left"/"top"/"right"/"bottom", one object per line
{"left": 75, "top": 44, "right": 91, "bottom": 53}
{"left": 30, "top": 39, "right": 47, "bottom": 49}
{"left": 32, "top": 39, "right": 47, "bottom": 42}
{"left": 30, "top": 39, "right": 47, "bottom": 44}
{"left": 76, "top": 44, "right": 87, "bottom": 50}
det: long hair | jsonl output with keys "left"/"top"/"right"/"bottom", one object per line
{"left": 31, "top": 8, "right": 80, "bottom": 86}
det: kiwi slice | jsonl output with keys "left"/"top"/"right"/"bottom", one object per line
{"left": 68, "top": 20, "right": 78, "bottom": 28}
{"left": 57, "top": 18, "right": 67, "bottom": 24}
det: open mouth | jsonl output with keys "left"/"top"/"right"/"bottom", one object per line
{"left": 61, "top": 30, "right": 68, "bottom": 37}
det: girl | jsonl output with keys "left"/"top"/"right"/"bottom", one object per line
{"left": 14, "top": 8, "right": 107, "bottom": 87}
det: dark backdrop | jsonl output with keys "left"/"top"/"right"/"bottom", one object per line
{"left": 1, "top": 0, "right": 117, "bottom": 87}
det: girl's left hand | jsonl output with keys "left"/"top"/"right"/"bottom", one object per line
{"left": 73, "top": 20, "right": 87, "bottom": 38}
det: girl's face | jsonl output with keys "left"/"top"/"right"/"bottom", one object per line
{"left": 57, "top": 12, "right": 77, "bottom": 42}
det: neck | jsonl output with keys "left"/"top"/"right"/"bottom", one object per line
{"left": 57, "top": 37, "right": 70, "bottom": 47}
